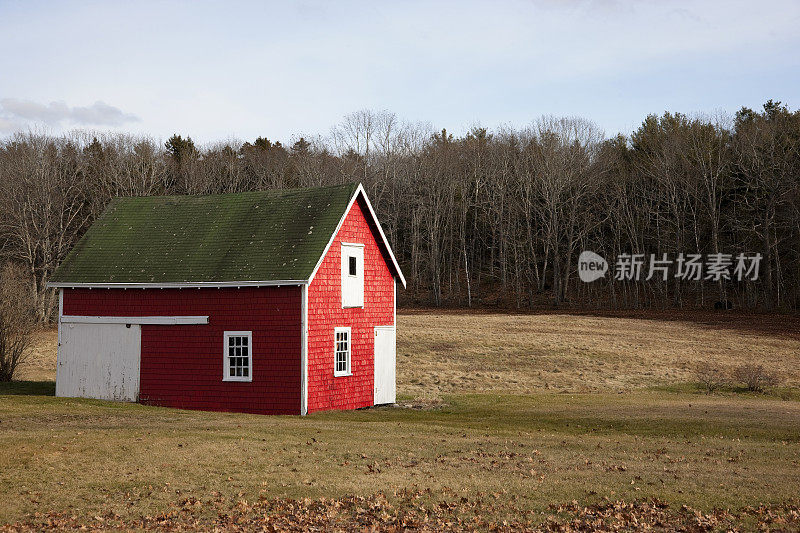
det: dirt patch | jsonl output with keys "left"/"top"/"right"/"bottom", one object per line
{"left": 389, "top": 399, "right": 448, "bottom": 410}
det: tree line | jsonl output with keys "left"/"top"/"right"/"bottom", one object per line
{"left": 0, "top": 101, "right": 798, "bottom": 324}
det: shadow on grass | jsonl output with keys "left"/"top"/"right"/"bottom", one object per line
{"left": 0, "top": 380, "right": 55, "bottom": 396}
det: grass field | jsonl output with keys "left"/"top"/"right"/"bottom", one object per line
{"left": 2, "top": 312, "right": 800, "bottom": 530}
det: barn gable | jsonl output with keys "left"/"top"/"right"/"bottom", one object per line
{"left": 308, "top": 185, "right": 406, "bottom": 288}
{"left": 306, "top": 196, "right": 396, "bottom": 413}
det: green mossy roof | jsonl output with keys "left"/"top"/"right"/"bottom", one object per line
{"left": 50, "top": 183, "right": 359, "bottom": 284}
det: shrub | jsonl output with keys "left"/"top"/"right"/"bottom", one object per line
{"left": 732, "top": 364, "right": 779, "bottom": 392}
{"left": 0, "top": 263, "right": 34, "bottom": 382}
{"left": 695, "top": 363, "right": 727, "bottom": 394}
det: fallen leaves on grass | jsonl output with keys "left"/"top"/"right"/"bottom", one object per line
{"left": 3, "top": 491, "right": 799, "bottom": 532}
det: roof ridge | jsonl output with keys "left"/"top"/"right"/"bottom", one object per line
{"left": 111, "top": 182, "right": 359, "bottom": 203}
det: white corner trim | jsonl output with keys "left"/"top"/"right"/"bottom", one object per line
{"left": 300, "top": 283, "right": 309, "bottom": 416}
{"left": 55, "top": 289, "right": 64, "bottom": 401}
{"left": 46, "top": 280, "right": 305, "bottom": 289}
{"left": 61, "top": 315, "right": 209, "bottom": 325}
{"left": 57, "top": 289, "right": 64, "bottom": 346}
{"left": 307, "top": 184, "right": 407, "bottom": 288}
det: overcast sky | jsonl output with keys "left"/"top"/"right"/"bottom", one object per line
{"left": 1, "top": 0, "right": 798, "bottom": 144}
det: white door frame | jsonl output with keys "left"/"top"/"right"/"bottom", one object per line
{"left": 373, "top": 325, "right": 396, "bottom": 405}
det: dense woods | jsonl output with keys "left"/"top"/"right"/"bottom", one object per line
{"left": 1, "top": 101, "right": 798, "bottom": 323}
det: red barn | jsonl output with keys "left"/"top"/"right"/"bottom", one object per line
{"left": 48, "top": 183, "right": 405, "bottom": 415}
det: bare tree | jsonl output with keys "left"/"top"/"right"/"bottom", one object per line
{"left": 0, "top": 132, "right": 94, "bottom": 323}
{"left": 0, "top": 263, "right": 34, "bottom": 381}
{"left": 1, "top": 102, "right": 798, "bottom": 314}
{"left": 732, "top": 101, "right": 800, "bottom": 310}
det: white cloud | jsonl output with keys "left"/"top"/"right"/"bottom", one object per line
{"left": 0, "top": 0, "right": 797, "bottom": 141}
{"left": 0, "top": 117, "right": 20, "bottom": 133}
{"left": 0, "top": 99, "right": 140, "bottom": 130}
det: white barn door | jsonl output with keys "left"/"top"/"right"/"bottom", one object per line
{"left": 56, "top": 323, "right": 141, "bottom": 401}
{"left": 374, "top": 326, "right": 396, "bottom": 405}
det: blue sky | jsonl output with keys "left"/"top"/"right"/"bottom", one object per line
{"left": 1, "top": 0, "right": 798, "bottom": 144}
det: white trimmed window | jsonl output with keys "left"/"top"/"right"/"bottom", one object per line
{"left": 223, "top": 331, "right": 252, "bottom": 382}
{"left": 334, "top": 327, "right": 351, "bottom": 377}
{"left": 341, "top": 242, "right": 364, "bottom": 308}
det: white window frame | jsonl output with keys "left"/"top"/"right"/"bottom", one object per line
{"left": 333, "top": 327, "right": 351, "bottom": 377}
{"left": 223, "top": 331, "right": 253, "bottom": 382}
{"left": 341, "top": 242, "right": 365, "bottom": 309}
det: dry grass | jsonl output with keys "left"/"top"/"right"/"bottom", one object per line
{"left": 21, "top": 312, "right": 800, "bottom": 397}
{"left": 1, "top": 389, "right": 799, "bottom": 527}
{"left": 13, "top": 329, "right": 57, "bottom": 382}
{"left": 398, "top": 312, "right": 800, "bottom": 398}
{"left": 1, "top": 312, "right": 799, "bottom": 529}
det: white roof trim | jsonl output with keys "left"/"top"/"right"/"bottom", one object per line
{"left": 308, "top": 183, "right": 406, "bottom": 288}
{"left": 62, "top": 315, "right": 209, "bottom": 325}
{"left": 47, "top": 280, "right": 306, "bottom": 289}
{"left": 357, "top": 184, "right": 407, "bottom": 287}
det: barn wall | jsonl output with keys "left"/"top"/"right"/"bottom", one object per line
{"left": 307, "top": 197, "right": 395, "bottom": 413}
{"left": 62, "top": 286, "right": 302, "bottom": 415}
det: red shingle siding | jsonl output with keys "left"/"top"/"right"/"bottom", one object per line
{"left": 307, "top": 197, "right": 395, "bottom": 413}
{"left": 62, "top": 286, "right": 301, "bottom": 415}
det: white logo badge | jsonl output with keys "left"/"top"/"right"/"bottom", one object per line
{"left": 578, "top": 251, "right": 608, "bottom": 282}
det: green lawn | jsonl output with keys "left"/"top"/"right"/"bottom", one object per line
{"left": 1, "top": 382, "right": 799, "bottom": 529}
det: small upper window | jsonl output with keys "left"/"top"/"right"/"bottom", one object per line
{"left": 223, "top": 331, "right": 252, "bottom": 382}
{"left": 334, "top": 327, "right": 351, "bottom": 377}
{"left": 341, "top": 243, "right": 364, "bottom": 308}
